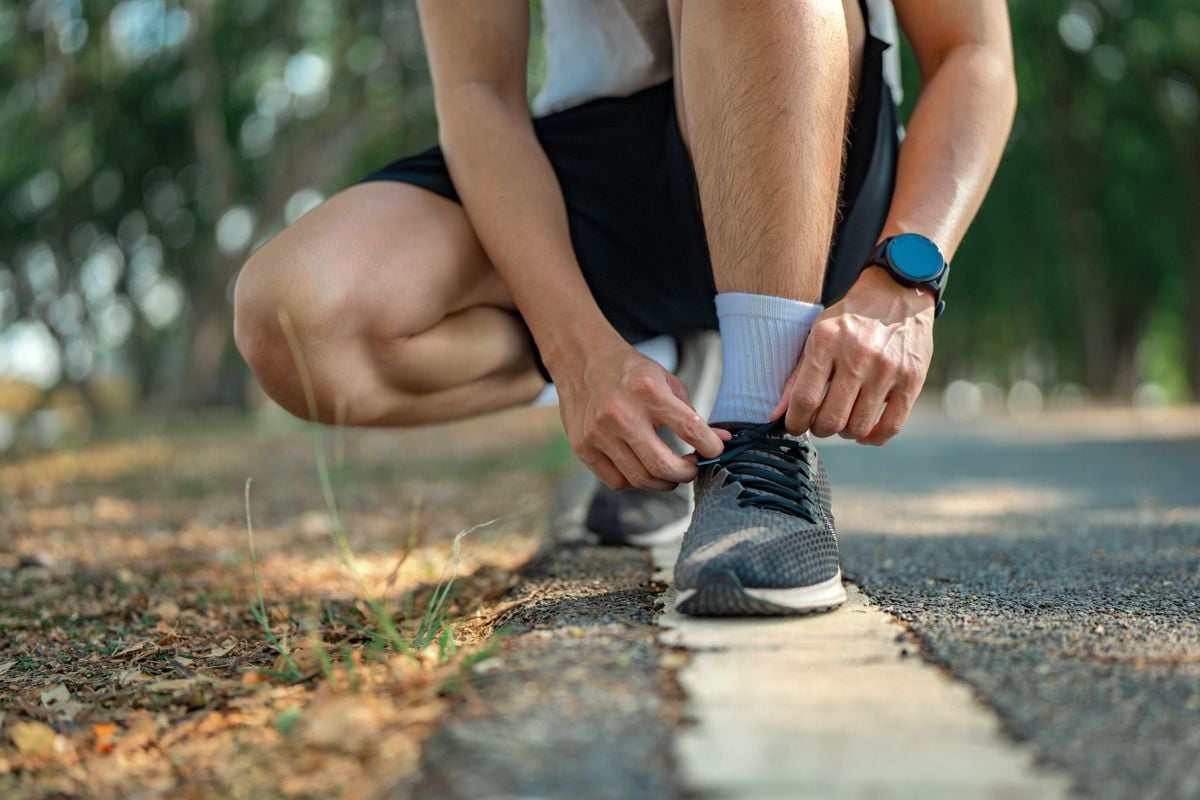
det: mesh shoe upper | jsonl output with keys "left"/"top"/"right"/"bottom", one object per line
{"left": 674, "top": 421, "right": 839, "bottom": 591}
{"left": 585, "top": 484, "right": 690, "bottom": 545}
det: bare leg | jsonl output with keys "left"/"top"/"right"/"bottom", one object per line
{"left": 234, "top": 182, "right": 545, "bottom": 426}
{"left": 669, "top": 0, "right": 864, "bottom": 301}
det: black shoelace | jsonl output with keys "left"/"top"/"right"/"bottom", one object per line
{"left": 696, "top": 420, "right": 818, "bottom": 521}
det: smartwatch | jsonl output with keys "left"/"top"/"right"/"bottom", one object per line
{"left": 867, "top": 233, "right": 950, "bottom": 318}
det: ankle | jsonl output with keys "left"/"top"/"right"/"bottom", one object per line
{"left": 708, "top": 292, "right": 823, "bottom": 425}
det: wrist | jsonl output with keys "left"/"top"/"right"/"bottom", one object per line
{"left": 533, "top": 312, "right": 627, "bottom": 376}
{"left": 864, "top": 232, "right": 948, "bottom": 318}
{"left": 857, "top": 266, "right": 937, "bottom": 316}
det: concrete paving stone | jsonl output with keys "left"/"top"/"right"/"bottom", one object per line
{"left": 656, "top": 545, "right": 1071, "bottom": 800}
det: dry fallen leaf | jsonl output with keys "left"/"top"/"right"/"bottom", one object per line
{"left": 112, "top": 640, "right": 148, "bottom": 658}
{"left": 0, "top": 660, "right": 15, "bottom": 677}
{"left": 39, "top": 684, "right": 87, "bottom": 722}
{"left": 10, "top": 721, "right": 57, "bottom": 756}
{"left": 93, "top": 723, "right": 119, "bottom": 754}
{"left": 145, "top": 677, "right": 212, "bottom": 710}
{"left": 117, "top": 668, "right": 145, "bottom": 686}
{"left": 154, "top": 600, "right": 180, "bottom": 621}
{"left": 274, "top": 641, "right": 326, "bottom": 675}
{"left": 146, "top": 678, "right": 197, "bottom": 692}
{"left": 206, "top": 639, "right": 236, "bottom": 658}
{"left": 40, "top": 684, "right": 70, "bottom": 707}
{"left": 114, "top": 713, "right": 158, "bottom": 754}
{"left": 301, "top": 696, "right": 382, "bottom": 754}
{"left": 93, "top": 495, "right": 135, "bottom": 522}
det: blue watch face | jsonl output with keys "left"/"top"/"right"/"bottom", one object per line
{"left": 888, "top": 234, "right": 944, "bottom": 282}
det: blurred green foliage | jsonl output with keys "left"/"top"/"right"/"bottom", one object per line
{"left": 1, "top": 0, "right": 441, "bottom": 413}
{"left": 0, "top": 0, "right": 1198, "bottom": 427}
{"left": 926, "top": 0, "right": 1200, "bottom": 399}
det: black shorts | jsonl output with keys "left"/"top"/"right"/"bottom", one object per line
{"left": 361, "top": 35, "right": 898, "bottom": 350}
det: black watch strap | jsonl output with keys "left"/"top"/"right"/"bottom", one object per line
{"left": 868, "top": 237, "right": 949, "bottom": 319}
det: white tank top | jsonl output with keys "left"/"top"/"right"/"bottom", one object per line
{"left": 531, "top": 0, "right": 903, "bottom": 118}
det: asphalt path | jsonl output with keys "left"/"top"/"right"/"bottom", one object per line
{"left": 824, "top": 408, "right": 1200, "bottom": 800}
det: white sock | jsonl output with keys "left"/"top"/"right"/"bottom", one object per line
{"left": 708, "top": 292, "right": 823, "bottom": 424}
{"left": 533, "top": 334, "right": 679, "bottom": 407}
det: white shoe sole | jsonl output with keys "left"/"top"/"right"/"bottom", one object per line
{"left": 675, "top": 570, "right": 847, "bottom": 616}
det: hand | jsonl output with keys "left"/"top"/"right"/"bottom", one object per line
{"left": 552, "top": 336, "right": 730, "bottom": 491}
{"left": 772, "top": 266, "right": 935, "bottom": 445}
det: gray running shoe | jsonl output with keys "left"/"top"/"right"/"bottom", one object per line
{"left": 674, "top": 420, "right": 847, "bottom": 616}
{"left": 586, "top": 332, "right": 722, "bottom": 547}
{"left": 586, "top": 484, "right": 692, "bottom": 547}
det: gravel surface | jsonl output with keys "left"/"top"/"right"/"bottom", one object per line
{"left": 823, "top": 413, "right": 1200, "bottom": 800}
{"left": 410, "top": 542, "right": 682, "bottom": 800}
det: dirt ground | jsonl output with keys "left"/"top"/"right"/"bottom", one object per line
{"left": 0, "top": 406, "right": 570, "bottom": 799}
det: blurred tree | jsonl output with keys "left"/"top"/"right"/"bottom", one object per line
{"left": 1, "top": 0, "right": 439, "bottom": 411}
{"left": 1110, "top": 1, "right": 1200, "bottom": 398}
{"left": 924, "top": 0, "right": 1199, "bottom": 400}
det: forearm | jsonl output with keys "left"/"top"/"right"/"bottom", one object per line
{"left": 437, "top": 87, "right": 624, "bottom": 371}
{"left": 879, "top": 44, "right": 1018, "bottom": 259}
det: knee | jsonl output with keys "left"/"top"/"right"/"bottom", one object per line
{"left": 234, "top": 250, "right": 303, "bottom": 418}
{"left": 234, "top": 243, "right": 432, "bottom": 425}
{"left": 767, "top": 0, "right": 846, "bottom": 23}
{"left": 233, "top": 245, "right": 358, "bottom": 420}
{"left": 694, "top": 0, "right": 848, "bottom": 45}
{"left": 709, "top": 0, "right": 841, "bottom": 21}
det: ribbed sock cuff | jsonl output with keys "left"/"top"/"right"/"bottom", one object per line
{"left": 708, "top": 292, "right": 823, "bottom": 424}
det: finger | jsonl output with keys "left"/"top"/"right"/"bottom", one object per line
{"left": 770, "top": 366, "right": 801, "bottom": 421}
{"left": 628, "top": 426, "right": 698, "bottom": 484}
{"left": 784, "top": 345, "right": 834, "bottom": 434}
{"left": 664, "top": 374, "right": 732, "bottom": 446}
{"left": 654, "top": 392, "right": 726, "bottom": 459}
{"left": 666, "top": 373, "right": 692, "bottom": 408}
{"left": 579, "top": 448, "right": 629, "bottom": 490}
{"left": 607, "top": 438, "right": 676, "bottom": 491}
{"left": 664, "top": 378, "right": 730, "bottom": 441}
{"left": 859, "top": 391, "right": 914, "bottom": 446}
{"left": 810, "top": 368, "right": 862, "bottom": 438}
{"left": 841, "top": 378, "right": 889, "bottom": 441}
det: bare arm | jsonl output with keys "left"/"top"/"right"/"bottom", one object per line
{"left": 781, "top": 1, "right": 1017, "bottom": 444}
{"left": 882, "top": 0, "right": 1018, "bottom": 256}
{"left": 417, "top": 1, "right": 725, "bottom": 489}
{"left": 417, "top": 2, "right": 609, "bottom": 368}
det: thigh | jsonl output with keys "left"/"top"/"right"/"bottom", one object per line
{"left": 242, "top": 180, "right": 513, "bottom": 341}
